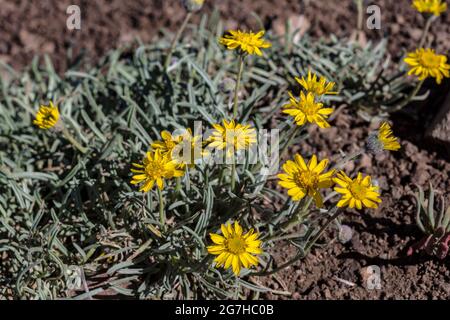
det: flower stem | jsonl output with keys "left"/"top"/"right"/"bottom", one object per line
{"left": 252, "top": 208, "right": 342, "bottom": 277}
{"left": 176, "top": 177, "right": 182, "bottom": 193}
{"left": 164, "top": 12, "right": 192, "bottom": 70}
{"left": 281, "top": 196, "right": 314, "bottom": 232}
{"left": 355, "top": 0, "right": 364, "bottom": 33}
{"left": 333, "top": 150, "right": 363, "bottom": 170}
{"left": 388, "top": 79, "right": 425, "bottom": 113}
{"left": 231, "top": 160, "right": 236, "bottom": 192}
{"left": 62, "top": 126, "right": 88, "bottom": 154}
{"left": 419, "top": 16, "right": 434, "bottom": 49}
{"left": 279, "top": 126, "right": 300, "bottom": 161}
{"left": 218, "top": 166, "right": 225, "bottom": 185}
{"left": 157, "top": 188, "right": 166, "bottom": 231}
{"left": 233, "top": 55, "right": 245, "bottom": 118}
{"left": 303, "top": 208, "right": 342, "bottom": 254}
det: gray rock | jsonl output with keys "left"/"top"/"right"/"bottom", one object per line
{"left": 426, "top": 89, "right": 450, "bottom": 154}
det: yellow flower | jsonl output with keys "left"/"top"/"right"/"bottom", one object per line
{"left": 151, "top": 130, "right": 182, "bottom": 155}
{"left": 33, "top": 101, "right": 60, "bottom": 129}
{"left": 412, "top": 0, "right": 447, "bottom": 16}
{"left": 378, "top": 122, "right": 401, "bottom": 151}
{"left": 174, "top": 130, "right": 205, "bottom": 167}
{"left": 295, "top": 71, "right": 337, "bottom": 96}
{"left": 208, "top": 119, "right": 257, "bottom": 157}
{"left": 207, "top": 221, "right": 262, "bottom": 276}
{"left": 278, "top": 154, "right": 334, "bottom": 207}
{"left": 219, "top": 30, "right": 271, "bottom": 56}
{"left": 282, "top": 91, "right": 334, "bottom": 128}
{"left": 334, "top": 172, "right": 381, "bottom": 210}
{"left": 366, "top": 122, "right": 401, "bottom": 153}
{"left": 130, "top": 150, "right": 185, "bottom": 192}
{"left": 404, "top": 48, "right": 450, "bottom": 84}
{"left": 152, "top": 129, "right": 203, "bottom": 167}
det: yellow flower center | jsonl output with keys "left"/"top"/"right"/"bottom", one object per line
{"left": 349, "top": 182, "right": 367, "bottom": 200}
{"left": 166, "top": 140, "right": 177, "bottom": 150}
{"left": 302, "top": 101, "right": 319, "bottom": 116}
{"left": 145, "top": 162, "right": 164, "bottom": 179}
{"left": 308, "top": 83, "right": 321, "bottom": 94}
{"left": 226, "top": 236, "right": 247, "bottom": 254}
{"left": 43, "top": 113, "right": 55, "bottom": 122}
{"left": 294, "top": 170, "right": 318, "bottom": 190}
{"left": 224, "top": 129, "right": 247, "bottom": 149}
{"left": 232, "top": 131, "right": 244, "bottom": 145}
{"left": 233, "top": 34, "right": 258, "bottom": 47}
{"left": 420, "top": 51, "right": 441, "bottom": 68}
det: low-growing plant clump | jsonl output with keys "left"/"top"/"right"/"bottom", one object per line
{"left": 0, "top": 0, "right": 449, "bottom": 299}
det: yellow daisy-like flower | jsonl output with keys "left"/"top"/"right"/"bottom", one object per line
{"left": 130, "top": 150, "right": 185, "bottom": 192}
{"left": 282, "top": 91, "right": 334, "bottom": 128}
{"left": 295, "top": 71, "right": 337, "bottom": 96}
{"left": 278, "top": 154, "right": 335, "bottom": 207}
{"left": 207, "top": 221, "right": 263, "bottom": 276}
{"left": 334, "top": 172, "right": 382, "bottom": 210}
{"left": 378, "top": 122, "right": 401, "bottom": 151}
{"left": 152, "top": 129, "right": 203, "bottom": 167}
{"left": 366, "top": 122, "right": 401, "bottom": 154}
{"left": 208, "top": 119, "right": 257, "bottom": 157}
{"left": 219, "top": 30, "right": 271, "bottom": 56}
{"left": 151, "top": 130, "right": 182, "bottom": 156}
{"left": 412, "top": 0, "right": 447, "bottom": 16}
{"left": 404, "top": 48, "right": 450, "bottom": 84}
{"left": 33, "top": 101, "right": 60, "bottom": 129}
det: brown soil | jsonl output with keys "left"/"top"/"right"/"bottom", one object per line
{"left": 1, "top": 0, "right": 449, "bottom": 72}
{"left": 1, "top": 0, "right": 450, "bottom": 299}
{"left": 260, "top": 107, "right": 450, "bottom": 299}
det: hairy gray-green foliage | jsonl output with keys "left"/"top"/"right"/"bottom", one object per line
{"left": 0, "top": 13, "right": 411, "bottom": 300}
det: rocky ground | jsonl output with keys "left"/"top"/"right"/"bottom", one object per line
{"left": 260, "top": 106, "right": 450, "bottom": 299}
{"left": 1, "top": 0, "right": 450, "bottom": 72}
{"left": 1, "top": 0, "right": 449, "bottom": 299}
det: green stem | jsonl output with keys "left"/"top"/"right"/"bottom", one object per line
{"left": 253, "top": 252, "right": 303, "bottom": 277}
{"left": 158, "top": 188, "right": 166, "bottom": 231}
{"left": 303, "top": 208, "right": 342, "bottom": 253}
{"left": 218, "top": 166, "right": 225, "bottom": 185}
{"left": 164, "top": 12, "right": 192, "bottom": 70}
{"left": 233, "top": 55, "right": 245, "bottom": 118}
{"left": 355, "top": 0, "right": 364, "bottom": 33}
{"left": 231, "top": 160, "right": 236, "bottom": 192}
{"left": 333, "top": 150, "right": 364, "bottom": 171}
{"left": 419, "top": 16, "right": 434, "bottom": 49}
{"left": 281, "top": 196, "right": 314, "bottom": 232}
{"left": 388, "top": 79, "right": 425, "bottom": 113}
{"left": 176, "top": 177, "right": 182, "bottom": 193}
{"left": 253, "top": 208, "right": 342, "bottom": 277}
{"left": 62, "top": 126, "right": 88, "bottom": 154}
{"left": 280, "top": 126, "right": 300, "bottom": 161}
{"left": 264, "top": 231, "right": 308, "bottom": 243}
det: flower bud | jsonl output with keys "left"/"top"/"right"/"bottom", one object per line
{"left": 365, "top": 132, "right": 384, "bottom": 155}
{"left": 181, "top": 0, "right": 205, "bottom": 12}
